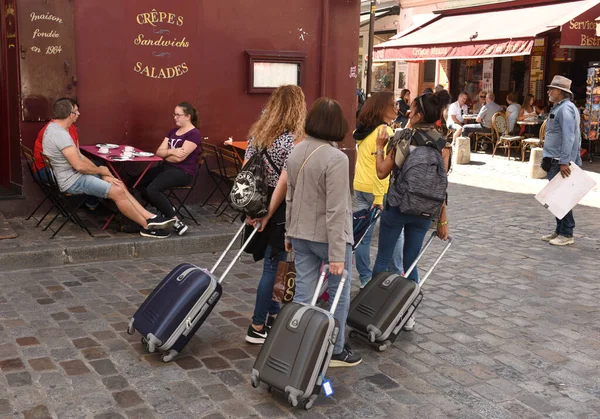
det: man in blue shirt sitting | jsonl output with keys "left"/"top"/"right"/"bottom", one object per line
{"left": 541, "top": 75, "right": 582, "bottom": 246}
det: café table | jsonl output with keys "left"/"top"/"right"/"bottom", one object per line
{"left": 462, "top": 114, "right": 478, "bottom": 121}
{"left": 517, "top": 119, "right": 542, "bottom": 137}
{"left": 223, "top": 138, "right": 248, "bottom": 163}
{"left": 80, "top": 144, "right": 162, "bottom": 229}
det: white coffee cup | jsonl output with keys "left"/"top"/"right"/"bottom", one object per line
{"left": 124, "top": 146, "right": 134, "bottom": 152}
{"left": 99, "top": 146, "right": 109, "bottom": 154}
{"left": 121, "top": 150, "right": 133, "bottom": 158}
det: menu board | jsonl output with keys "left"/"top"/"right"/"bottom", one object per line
{"left": 584, "top": 66, "right": 600, "bottom": 143}
{"left": 529, "top": 38, "right": 546, "bottom": 101}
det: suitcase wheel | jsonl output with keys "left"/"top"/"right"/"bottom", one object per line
{"left": 303, "top": 397, "right": 315, "bottom": 410}
{"left": 267, "top": 385, "right": 273, "bottom": 393}
{"left": 349, "top": 330, "right": 357, "bottom": 339}
{"left": 377, "top": 344, "right": 388, "bottom": 352}
{"left": 161, "top": 350, "right": 178, "bottom": 363}
{"left": 251, "top": 375, "right": 260, "bottom": 389}
{"left": 288, "top": 394, "right": 298, "bottom": 407}
{"left": 126, "top": 319, "right": 135, "bottom": 335}
{"left": 141, "top": 337, "right": 147, "bottom": 345}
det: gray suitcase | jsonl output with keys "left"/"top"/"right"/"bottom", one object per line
{"left": 251, "top": 265, "right": 348, "bottom": 410}
{"left": 347, "top": 232, "right": 453, "bottom": 351}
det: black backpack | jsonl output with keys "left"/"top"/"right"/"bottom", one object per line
{"left": 387, "top": 129, "right": 448, "bottom": 220}
{"left": 230, "top": 149, "right": 279, "bottom": 219}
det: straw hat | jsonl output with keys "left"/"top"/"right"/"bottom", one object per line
{"left": 547, "top": 75, "right": 573, "bottom": 95}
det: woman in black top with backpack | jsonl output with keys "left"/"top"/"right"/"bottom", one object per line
{"left": 372, "top": 91, "right": 451, "bottom": 331}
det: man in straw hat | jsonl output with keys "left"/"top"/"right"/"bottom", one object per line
{"left": 541, "top": 75, "right": 582, "bottom": 246}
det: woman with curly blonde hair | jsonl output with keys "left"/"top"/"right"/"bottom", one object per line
{"left": 243, "top": 85, "right": 307, "bottom": 344}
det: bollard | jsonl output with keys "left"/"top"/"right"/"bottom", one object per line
{"left": 453, "top": 136, "right": 471, "bottom": 165}
{"left": 528, "top": 147, "right": 546, "bottom": 179}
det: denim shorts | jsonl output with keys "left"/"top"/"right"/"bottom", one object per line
{"left": 65, "top": 175, "right": 111, "bottom": 199}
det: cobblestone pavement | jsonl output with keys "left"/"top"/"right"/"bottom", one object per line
{"left": 1, "top": 180, "right": 600, "bottom": 418}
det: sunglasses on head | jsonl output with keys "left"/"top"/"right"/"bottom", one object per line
{"left": 480, "top": 95, "right": 486, "bottom": 98}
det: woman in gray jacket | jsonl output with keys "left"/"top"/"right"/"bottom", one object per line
{"left": 285, "top": 98, "right": 362, "bottom": 368}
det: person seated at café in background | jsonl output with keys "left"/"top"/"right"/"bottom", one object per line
{"left": 462, "top": 92, "right": 503, "bottom": 140}
{"left": 505, "top": 93, "right": 522, "bottom": 134}
{"left": 42, "top": 98, "right": 175, "bottom": 238}
{"left": 472, "top": 90, "right": 487, "bottom": 114}
{"left": 423, "top": 87, "right": 434, "bottom": 95}
{"left": 395, "top": 89, "right": 411, "bottom": 127}
{"left": 434, "top": 84, "right": 445, "bottom": 93}
{"left": 447, "top": 92, "right": 469, "bottom": 144}
{"left": 32, "top": 98, "right": 99, "bottom": 211}
{"left": 518, "top": 94, "right": 539, "bottom": 136}
{"left": 136, "top": 102, "right": 202, "bottom": 237}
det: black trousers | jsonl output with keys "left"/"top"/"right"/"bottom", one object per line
{"left": 136, "top": 163, "right": 192, "bottom": 218}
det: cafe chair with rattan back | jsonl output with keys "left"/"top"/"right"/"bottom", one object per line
{"left": 473, "top": 120, "right": 495, "bottom": 152}
{"left": 442, "top": 107, "right": 455, "bottom": 141}
{"left": 521, "top": 119, "right": 547, "bottom": 162}
{"left": 492, "top": 112, "right": 523, "bottom": 160}
{"left": 40, "top": 154, "right": 94, "bottom": 239}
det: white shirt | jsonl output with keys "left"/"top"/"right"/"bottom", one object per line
{"left": 506, "top": 103, "right": 521, "bottom": 132}
{"left": 448, "top": 101, "right": 468, "bottom": 125}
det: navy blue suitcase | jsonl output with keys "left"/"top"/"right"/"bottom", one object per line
{"left": 127, "top": 223, "right": 259, "bottom": 362}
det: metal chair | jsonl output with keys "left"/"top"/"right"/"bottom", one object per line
{"left": 40, "top": 155, "right": 94, "bottom": 239}
{"left": 521, "top": 119, "right": 547, "bottom": 162}
{"left": 492, "top": 112, "right": 523, "bottom": 160}
{"left": 215, "top": 147, "right": 242, "bottom": 220}
{"left": 164, "top": 157, "right": 203, "bottom": 225}
{"left": 199, "top": 141, "right": 229, "bottom": 207}
{"left": 20, "top": 143, "right": 61, "bottom": 226}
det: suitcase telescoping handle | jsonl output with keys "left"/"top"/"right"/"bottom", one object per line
{"left": 210, "top": 222, "right": 261, "bottom": 284}
{"left": 311, "top": 265, "right": 349, "bottom": 315}
{"left": 403, "top": 232, "right": 454, "bottom": 288}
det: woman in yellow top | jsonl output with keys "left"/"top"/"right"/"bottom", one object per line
{"left": 353, "top": 92, "right": 403, "bottom": 287}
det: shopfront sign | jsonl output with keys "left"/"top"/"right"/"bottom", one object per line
{"left": 560, "top": 4, "right": 600, "bottom": 49}
{"left": 373, "top": 39, "right": 533, "bottom": 61}
{"left": 133, "top": 9, "right": 189, "bottom": 79}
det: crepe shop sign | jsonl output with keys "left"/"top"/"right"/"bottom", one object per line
{"left": 133, "top": 9, "right": 189, "bottom": 79}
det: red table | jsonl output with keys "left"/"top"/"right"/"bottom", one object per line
{"left": 80, "top": 145, "right": 162, "bottom": 229}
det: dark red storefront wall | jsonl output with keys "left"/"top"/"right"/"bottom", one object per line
{"left": 11, "top": 0, "right": 360, "bottom": 214}
{"left": 71, "top": 0, "right": 358, "bottom": 151}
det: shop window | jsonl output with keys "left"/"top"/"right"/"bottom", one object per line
{"left": 423, "top": 60, "right": 436, "bottom": 83}
{"left": 371, "top": 62, "right": 395, "bottom": 93}
{"left": 246, "top": 50, "right": 306, "bottom": 94}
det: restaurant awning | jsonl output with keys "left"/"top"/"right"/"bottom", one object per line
{"left": 374, "top": 0, "right": 600, "bottom": 61}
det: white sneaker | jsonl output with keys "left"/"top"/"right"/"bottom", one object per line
{"left": 549, "top": 235, "right": 574, "bottom": 246}
{"left": 541, "top": 232, "right": 559, "bottom": 242}
{"left": 403, "top": 316, "right": 415, "bottom": 331}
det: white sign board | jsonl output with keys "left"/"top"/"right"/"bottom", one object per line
{"left": 535, "top": 162, "right": 597, "bottom": 219}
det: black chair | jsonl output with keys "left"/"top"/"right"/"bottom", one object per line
{"left": 21, "top": 143, "right": 60, "bottom": 227}
{"left": 199, "top": 142, "right": 229, "bottom": 208}
{"left": 215, "top": 147, "right": 242, "bottom": 221}
{"left": 41, "top": 154, "right": 94, "bottom": 239}
{"left": 164, "top": 157, "right": 203, "bottom": 225}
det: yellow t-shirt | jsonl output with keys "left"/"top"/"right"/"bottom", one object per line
{"left": 353, "top": 124, "right": 393, "bottom": 205}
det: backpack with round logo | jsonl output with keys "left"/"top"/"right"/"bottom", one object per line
{"left": 230, "top": 150, "right": 278, "bottom": 219}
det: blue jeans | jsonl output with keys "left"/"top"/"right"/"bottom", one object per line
{"left": 291, "top": 238, "right": 353, "bottom": 355}
{"left": 547, "top": 164, "right": 575, "bottom": 237}
{"left": 354, "top": 191, "right": 403, "bottom": 286}
{"left": 251, "top": 245, "right": 287, "bottom": 326}
{"left": 373, "top": 206, "right": 431, "bottom": 283}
